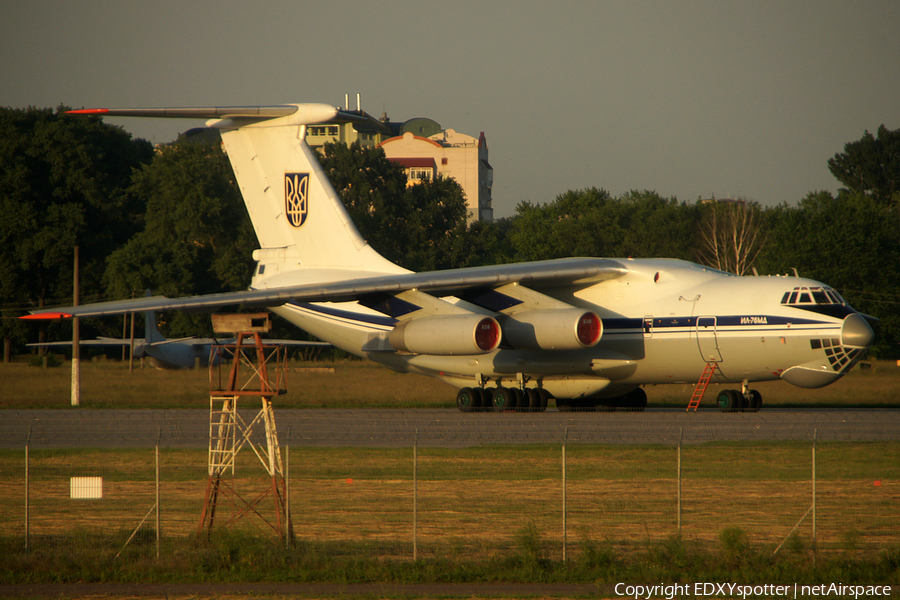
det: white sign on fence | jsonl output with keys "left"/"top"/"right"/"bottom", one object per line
{"left": 70, "top": 476, "right": 103, "bottom": 499}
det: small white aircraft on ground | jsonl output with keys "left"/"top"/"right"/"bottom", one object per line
{"left": 24, "top": 103, "right": 875, "bottom": 411}
{"left": 28, "top": 309, "right": 330, "bottom": 370}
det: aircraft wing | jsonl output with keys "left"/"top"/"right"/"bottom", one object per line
{"left": 22, "top": 257, "right": 628, "bottom": 319}
{"left": 144, "top": 337, "right": 203, "bottom": 347}
{"left": 161, "top": 337, "right": 332, "bottom": 347}
{"left": 27, "top": 338, "right": 144, "bottom": 347}
{"left": 266, "top": 340, "right": 332, "bottom": 347}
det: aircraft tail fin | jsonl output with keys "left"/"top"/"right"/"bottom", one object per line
{"left": 144, "top": 310, "right": 165, "bottom": 344}
{"left": 212, "top": 108, "right": 407, "bottom": 279}
{"left": 69, "top": 104, "right": 407, "bottom": 280}
{"left": 141, "top": 290, "right": 166, "bottom": 344}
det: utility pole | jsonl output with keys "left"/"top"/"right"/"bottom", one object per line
{"left": 71, "top": 246, "right": 80, "bottom": 407}
{"left": 129, "top": 290, "right": 136, "bottom": 372}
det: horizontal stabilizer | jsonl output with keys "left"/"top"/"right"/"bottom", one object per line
{"left": 67, "top": 104, "right": 370, "bottom": 126}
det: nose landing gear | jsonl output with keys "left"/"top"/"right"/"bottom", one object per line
{"left": 716, "top": 385, "right": 762, "bottom": 412}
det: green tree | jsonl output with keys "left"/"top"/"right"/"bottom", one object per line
{"left": 317, "top": 141, "right": 468, "bottom": 271}
{"left": 508, "top": 188, "right": 698, "bottom": 262}
{"left": 828, "top": 124, "right": 900, "bottom": 207}
{"left": 103, "top": 139, "right": 257, "bottom": 337}
{"left": 447, "top": 217, "right": 517, "bottom": 268}
{"left": 759, "top": 191, "right": 900, "bottom": 357}
{"left": 401, "top": 175, "right": 469, "bottom": 271}
{"left": 0, "top": 106, "right": 153, "bottom": 356}
{"left": 611, "top": 190, "right": 700, "bottom": 259}
{"left": 509, "top": 188, "right": 617, "bottom": 261}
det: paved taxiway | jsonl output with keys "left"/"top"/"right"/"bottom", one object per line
{"left": 1, "top": 408, "right": 898, "bottom": 449}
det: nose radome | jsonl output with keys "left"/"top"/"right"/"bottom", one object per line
{"left": 842, "top": 313, "right": 875, "bottom": 349}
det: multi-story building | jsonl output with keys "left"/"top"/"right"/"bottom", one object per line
{"left": 379, "top": 126, "right": 493, "bottom": 223}
{"left": 303, "top": 108, "right": 493, "bottom": 222}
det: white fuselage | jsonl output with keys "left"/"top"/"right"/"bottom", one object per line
{"left": 257, "top": 258, "right": 870, "bottom": 399}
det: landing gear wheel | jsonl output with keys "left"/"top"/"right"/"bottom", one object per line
{"left": 717, "top": 389, "right": 740, "bottom": 412}
{"left": 556, "top": 398, "right": 574, "bottom": 412}
{"left": 537, "top": 389, "right": 551, "bottom": 411}
{"left": 456, "top": 387, "right": 477, "bottom": 413}
{"left": 510, "top": 388, "right": 524, "bottom": 411}
{"left": 524, "top": 388, "right": 541, "bottom": 412}
{"left": 491, "top": 387, "right": 514, "bottom": 411}
{"left": 747, "top": 389, "right": 762, "bottom": 412}
{"left": 625, "top": 388, "right": 648, "bottom": 412}
{"left": 472, "top": 387, "right": 487, "bottom": 411}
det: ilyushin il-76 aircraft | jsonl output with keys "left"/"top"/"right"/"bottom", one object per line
{"left": 24, "top": 103, "right": 875, "bottom": 412}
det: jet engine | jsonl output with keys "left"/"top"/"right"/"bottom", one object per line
{"left": 502, "top": 309, "right": 602, "bottom": 350}
{"left": 389, "top": 314, "right": 501, "bottom": 355}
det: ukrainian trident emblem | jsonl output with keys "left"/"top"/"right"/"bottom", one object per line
{"left": 285, "top": 173, "right": 309, "bottom": 227}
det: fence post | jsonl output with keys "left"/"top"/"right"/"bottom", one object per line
{"left": 413, "top": 427, "right": 418, "bottom": 561}
{"left": 285, "top": 445, "right": 291, "bottom": 550}
{"left": 155, "top": 440, "right": 160, "bottom": 560}
{"left": 562, "top": 426, "right": 568, "bottom": 562}
{"left": 677, "top": 427, "right": 683, "bottom": 535}
{"left": 812, "top": 428, "right": 817, "bottom": 567}
{"left": 25, "top": 428, "right": 31, "bottom": 555}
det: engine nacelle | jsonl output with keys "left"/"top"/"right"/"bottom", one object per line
{"left": 389, "top": 314, "right": 501, "bottom": 355}
{"left": 502, "top": 309, "right": 602, "bottom": 350}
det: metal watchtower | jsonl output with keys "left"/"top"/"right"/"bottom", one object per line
{"left": 197, "top": 313, "right": 293, "bottom": 542}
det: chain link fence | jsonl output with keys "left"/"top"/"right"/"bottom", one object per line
{"left": 1, "top": 409, "right": 898, "bottom": 563}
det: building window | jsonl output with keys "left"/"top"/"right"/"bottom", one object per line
{"left": 308, "top": 126, "right": 339, "bottom": 137}
{"left": 408, "top": 167, "right": 433, "bottom": 183}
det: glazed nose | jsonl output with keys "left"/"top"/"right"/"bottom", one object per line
{"left": 842, "top": 313, "right": 874, "bottom": 349}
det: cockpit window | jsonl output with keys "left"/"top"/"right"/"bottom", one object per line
{"left": 781, "top": 286, "right": 844, "bottom": 306}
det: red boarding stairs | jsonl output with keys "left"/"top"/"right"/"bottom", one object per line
{"left": 686, "top": 362, "right": 717, "bottom": 411}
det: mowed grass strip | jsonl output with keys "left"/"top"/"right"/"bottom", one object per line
{"left": 2, "top": 443, "right": 897, "bottom": 558}
{"left": 2, "top": 357, "right": 899, "bottom": 409}
{"left": 0, "top": 359, "right": 457, "bottom": 409}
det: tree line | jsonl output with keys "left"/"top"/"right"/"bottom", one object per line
{"left": 2, "top": 107, "right": 898, "bottom": 358}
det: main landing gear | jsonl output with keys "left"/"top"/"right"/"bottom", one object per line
{"left": 456, "top": 386, "right": 551, "bottom": 412}
{"left": 715, "top": 386, "right": 762, "bottom": 413}
{"left": 455, "top": 386, "right": 649, "bottom": 413}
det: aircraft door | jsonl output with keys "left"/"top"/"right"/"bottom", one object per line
{"left": 642, "top": 316, "right": 653, "bottom": 338}
{"left": 696, "top": 316, "right": 722, "bottom": 362}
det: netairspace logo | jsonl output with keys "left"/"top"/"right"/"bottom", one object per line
{"left": 614, "top": 582, "right": 892, "bottom": 599}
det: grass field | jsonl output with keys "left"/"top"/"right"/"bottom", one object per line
{"left": 2, "top": 441, "right": 899, "bottom": 584}
{"left": 0, "top": 357, "right": 457, "bottom": 409}
{"left": 1, "top": 356, "right": 899, "bottom": 409}
{"left": 2, "top": 356, "right": 899, "bottom": 590}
